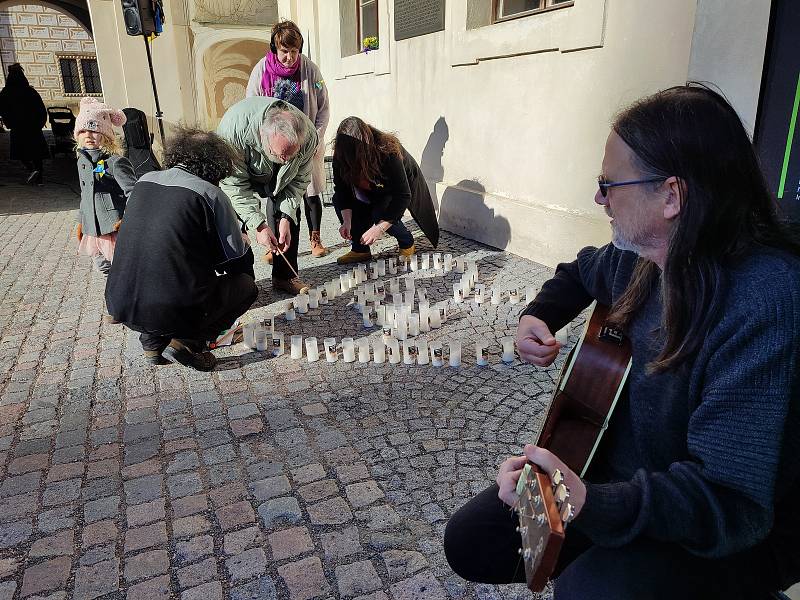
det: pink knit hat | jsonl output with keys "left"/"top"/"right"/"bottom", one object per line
{"left": 74, "top": 97, "right": 126, "bottom": 140}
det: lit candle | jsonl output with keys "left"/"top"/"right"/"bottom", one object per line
{"left": 285, "top": 302, "right": 296, "bottom": 321}
{"left": 403, "top": 290, "right": 414, "bottom": 306}
{"left": 390, "top": 278, "right": 401, "bottom": 295}
{"left": 491, "top": 287, "right": 501, "bottom": 305}
{"left": 308, "top": 288, "right": 319, "bottom": 309}
{"left": 305, "top": 337, "right": 319, "bottom": 362}
{"left": 416, "top": 288, "right": 426, "bottom": 302}
{"left": 501, "top": 337, "right": 515, "bottom": 363}
{"left": 443, "top": 253, "right": 453, "bottom": 272}
{"left": 377, "top": 259, "right": 386, "bottom": 277}
{"left": 290, "top": 335, "right": 303, "bottom": 359}
{"left": 388, "top": 261, "right": 397, "bottom": 275}
{"left": 433, "top": 253, "right": 442, "bottom": 270}
{"left": 417, "top": 338, "right": 429, "bottom": 365}
{"left": 455, "top": 257, "right": 465, "bottom": 273}
{"left": 418, "top": 302, "right": 430, "bottom": 333}
{"left": 373, "top": 338, "right": 386, "bottom": 363}
{"left": 271, "top": 333, "right": 284, "bottom": 357}
{"left": 394, "top": 313, "right": 408, "bottom": 341}
{"left": 430, "top": 307, "right": 442, "bottom": 329}
{"left": 476, "top": 338, "right": 489, "bottom": 366}
{"left": 408, "top": 313, "right": 420, "bottom": 337}
{"left": 402, "top": 340, "right": 415, "bottom": 365}
{"left": 408, "top": 254, "right": 417, "bottom": 272}
{"left": 371, "top": 262, "right": 379, "bottom": 280}
{"left": 362, "top": 310, "right": 373, "bottom": 328}
{"left": 404, "top": 276, "right": 414, "bottom": 292}
{"left": 474, "top": 284, "right": 485, "bottom": 304}
{"left": 342, "top": 337, "right": 356, "bottom": 363}
{"left": 392, "top": 293, "right": 403, "bottom": 306}
{"left": 453, "top": 283, "right": 464, "bottom": 303}
{"left": 242, "top": 323, "right": 256, "bottom": 350}
{"left": 326, "top": 281, "right": 337, "bottom": 300}
{"left": 324, "top": 337, "right": 337, "bottom": 363}
{"left": 376, "top": 304, "right": 386, "bottom": 326}
{"left": 401, "top": 257, "right": 409, "bottom": 273}
{"left": 430, "top": 342, "right": 444, "bottom": 367}
{"left": 295, "top": 294, "right": 309, "bottom": 314}
{"left": 508, "top": 288, "right": 520, "bottom": 305}
{"left": 438, "top": 302, "right": 449, "bottom": 323}
{"left": 387, "top": 337, "right": 402, "bottom": 364}
{"left": 449, "top": 340, "right": 462, "bottom": 367}
{"left": 263, "top": 316, "right": 275, "bottom": 335}
{"left": 421, "top": 253, "right": 430, "bottom": 270}
{"left": 340, "top": 273, "right": 348, "bottom": 293}
{"left": 254, "top": 326, "right": 268, "bottom": 352}
{"left": 357, "top": 338, "right": 370, "bottom": 363}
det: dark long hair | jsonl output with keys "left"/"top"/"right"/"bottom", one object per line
{"left": 332, "top": 116, "right": 403, "bottom": 186}
{"left": 608, "top": 84, "right": 800, "bottom": 373}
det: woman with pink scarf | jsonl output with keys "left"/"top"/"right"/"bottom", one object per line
{"left": 246, "top": 20, "right": 331, "bottom": 260}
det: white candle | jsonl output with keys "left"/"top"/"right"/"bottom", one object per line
{"left": 285, "top": 302, "right": 296, "bottom": 321}
{"left": 324, "top": 337, "right": 337, "bottom": 363}
{"left": 408, "top": 254, "right": 417, "bottom": 272}
{"left": 362, "top": 311, "right": 373, "bottom": 328}
{"left": 525, "top": 286, "right": 536, "bottom": 304}
{"left": 340, "top": 273, "right": 348, "bottom": 293}
{"left": 508, "top": 288, "right": 520, "bottom": 305}
{"left": 400, "top": 257, "right": 409, "bottom": 273}
{"left": 377, "top": 259, "right": 386, "bottom": 277}
{"left": 392, "top": 293, "right": 403, "bottom": 306}
{"left": 390, "top": 278, "right": 401, "bottom": 294}
{"left": 404, "top": 276, "right": 414, "bottom": 292}
{"left": 254, "top": 326, "right": 268, "bottom": 352}
{"left": 417, "top": 338, "right": 429, "bottom": 365}
{"left": 408, "top": 313, "right": 420, "bottom": 337}
{"left": 388, "top": 262, "right": 397, "bottom": 275}
{"left": 263, "top": 316, "right": 275, "bottom": 335}
{"left": 376, "top": 304, "right": 386, "bottom": 326}
{"left": 242, "top": 323, "right": 256, "bottom": 350}
{"left": 394, "top": 314, "right": 408, "bottom": 341}
{"left": 455, "top": 257, "right": 465, "bottom": 273}
{"left": 443, "top": 253, "right": 453, "bottom": 272}
{"left": 305, "top": 337, "right": 319, "bottom": 362}
{"left": 271, "top": 333, "right": 284, "bottom": 357}
{"left": 388, "top": 338, "right": 401, "bottom": 364}
{"left": 290, "top": 335, "right": 303, "bottom": 359}
{"left": 453, "top": 283, "right": 463, "bottom": 303}
{"left": 403, "top": 340, "right": 416, "bottom": 365}
{"left": 403, "top": 290, "right": 415, "bottom": 306}
{"left": 373, "top": 338, "right": 386, "bottom": 363}
{"left": 416, "top": 288, "right": 426, "bottom": 303}
{"left": 371, "top": 263, "right": 379, "bottom": 280}
{"left": 433, "top": 253, "right": 442, "bottom": 270}
{"left": 491, "top": 288, "right": 501, "bottom": 305}
{"left": 474, "top": 284, "right": 485, "bottom": 304}
{"left": 376, "top": 282, "right": 386, "bottom": 300}
{"left": 357, "top": 338, "right": 370, "bottom": 363}
{"left": 421, "top": 253, "right": 430, "bottom": 270}
{"left": 308, "top": 288, "right": 319, "bottom": 309}
{"left": 324, "top": 282, "right": 335, "bottom": 301}
{"left": 439, "top": 302, "right": 449, "bottom": 323}
{"left": 295, "top": 294, "right": 309, "bottom": 314}
{"left": 501, "top": 337, "right": 515, "bottom": 363}
{"left": 449, "top": 340, "right": 462, "bottom": 367}
{"left": 342, "top": 337, "right": 356, "bottom": 363}
{"left": 476, "top": 338, "right": 489, "bottom": 366}
{"left": 430, "top": 308, "right": 442, "bottom": 329}
{"left": 430, "top": 342, "right": 444, "bottom": 366}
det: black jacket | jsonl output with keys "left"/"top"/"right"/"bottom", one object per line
{"left": 331, "top": 147, "right": 439, "bottom": 247}
{"left": 0, "top": 83, "right": 49, "bottom": 161}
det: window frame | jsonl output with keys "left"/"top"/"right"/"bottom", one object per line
{"left": 492, "top": 0, "right": 574, "bottom": 24}
{"left": 56, "top": 54, "right": 102, "bottom": 97}
{"left": 356, "top": 0, "right": 379, "bottom": 51}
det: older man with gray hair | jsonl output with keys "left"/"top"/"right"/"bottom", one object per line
{"left": 217, "top": 97, "right": 318, "bottom": 294}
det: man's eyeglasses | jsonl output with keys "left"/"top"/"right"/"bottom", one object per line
{"left": 597, "top": 175, "right": 667, "bottom": 198}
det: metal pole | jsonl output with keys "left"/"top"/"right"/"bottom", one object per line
{"left": 142, "top": 35, "right": 165, "bottom": 148}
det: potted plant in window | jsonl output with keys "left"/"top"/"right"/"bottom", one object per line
{"left": 362, "top": 36, "right": 379, "bottom": 52}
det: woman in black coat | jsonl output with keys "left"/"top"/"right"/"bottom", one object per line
{"left": 332, "top": 116, "right": 439, "bottom": 264}
{"left": 0, "top": 63, "right": 49, "bottom": 185}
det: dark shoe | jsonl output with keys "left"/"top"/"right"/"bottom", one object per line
{"left": 143, "top": 349, "right": 169, "bottom": 365}
{"left": 273, "top": 277, "right": 310, "bottom": 295}
{"left": 162, "top": 339, "right": 217, "bottom": 371}
{"left": 310, "top": 231, "right": 329, "bottom": 257}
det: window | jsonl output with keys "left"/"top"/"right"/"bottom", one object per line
{"left": 57, "top": 55, "right": 102, "bottom": 96}
{"left": 357, "top": 0, "right": 378, "bottom": 50}
{"left": 494, "top": 0, "right": 573, "bottom": 23}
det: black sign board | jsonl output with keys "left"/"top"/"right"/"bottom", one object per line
{"left": 755, "top": 0, "right": 800, "bottom": 223}
{"left": 395, "top": 0, "right": 446, "bottom": 41}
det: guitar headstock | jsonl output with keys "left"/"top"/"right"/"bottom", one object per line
{"left": 516, "top": 464, "right": 573, "bottom": 592}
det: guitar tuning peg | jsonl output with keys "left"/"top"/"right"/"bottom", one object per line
{"left": 536, "top": 514, "right": 546, "bottom": 526}
{"left": 551, "top": 469, "right": 564, "bottom": 486}
{"left": 561, "top": 502, "right": 575, "bottom": 524}
{"left": 554, "top": 483, "right": 569, "bottom": 505}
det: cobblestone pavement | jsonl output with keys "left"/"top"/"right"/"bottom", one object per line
{"left": 0, "top": 141, "right": 573, "bottom": 599}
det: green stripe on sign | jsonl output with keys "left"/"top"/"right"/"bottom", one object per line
{"left": 778, "top": 71, "right": 800, "bottom": 199}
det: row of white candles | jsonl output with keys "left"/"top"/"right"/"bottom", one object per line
{"left": 244, "top": 331, "right": 517, "bottom": 366}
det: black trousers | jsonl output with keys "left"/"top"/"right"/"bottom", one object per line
{"left": 139, "top": 271, "right": 257, "bottom": 352}
{"left": 303, "top": 194, "right": 322, "bottom": 233}
{"left": 264, "top": 198, "right": 301, "bottom": 281}
{"left": 444, "top": 484, "right": 775, "bottom": 600}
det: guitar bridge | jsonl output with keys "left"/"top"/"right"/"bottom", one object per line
{"left": 598, "top": 324, "right": 625, "bottom": 346}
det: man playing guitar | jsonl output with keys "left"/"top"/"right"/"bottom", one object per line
{"left": 444, "top": 85, "right": 800, "bottom": 599}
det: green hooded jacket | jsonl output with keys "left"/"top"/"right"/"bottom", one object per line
{"left": 217, "top": 96, "right": 318, "bottom": 230}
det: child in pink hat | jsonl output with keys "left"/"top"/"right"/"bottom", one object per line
{"left": 74, "top": 97, "right": 138, "bottom": 278}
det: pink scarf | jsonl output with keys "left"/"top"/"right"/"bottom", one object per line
{"left": 261, "top": 52, "right": 301, "bottom": 97}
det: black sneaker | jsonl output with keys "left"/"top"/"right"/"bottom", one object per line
{"left": 143, "top": 349, "right": 169, "bottom": 365}
{"left": 163, "top": 339, "right": 217, "bottom": 371}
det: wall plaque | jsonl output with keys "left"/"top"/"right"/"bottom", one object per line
{"left": 394, "top": 0, "right": 445, "bottom": 41}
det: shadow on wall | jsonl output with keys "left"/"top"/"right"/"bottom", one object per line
{"left": 439, "top": 179, "right": 512, "bottom": 251}
{"left": 420, "top": 116, "right": 449, "bottom": 212}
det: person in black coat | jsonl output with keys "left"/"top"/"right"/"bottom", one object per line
{"left": 331, "top": 116, "right": 439, "bottom": 264}
{"left": 0, "top": 64, "right": 49, "bottom": 185}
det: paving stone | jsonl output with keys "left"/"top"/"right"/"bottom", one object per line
{"left": 226, "top": 547, "right": 267, "bottom": 583}
{"left": 0, "top": 581, "right": 15, "bottom": 600}
{"left": 223, "top": 525, "right": 264, "bottom": 556}
{"left": 181, "top": 581, "right": 223, "bottom": 600}
{"left": 336, "top": 560, "right": 383, "bottom": 597}
{"left": 291, "top": 463, "right": 326, "bottom": 484}
{"left": 126, "top": 575, "right": 171, "bottom": 600}
{"left": 277, "top": 556, "right": 331, "bottom": 600}
{"left": 8, "top": 453, "right": 49, "bottom": 474}
{"left": 321, "top": 526, "right": 363, "bottom": 559}
{"left": 268, "top": 526, "right": 314, "bottom": 561}
{"left": 81, "top": 519, "right": 118, "bottom": 547}
{"left": 257, "top": 496, "right": 302, "bottom": 529}
{"left": 215, "top": 500, "right": 256, "bottom": 531}
{"left": 37, "top": 507, "right": 75, "bottom": 534}
{"left": 346, "top": 480, "right": 386, "bottom": 508}
{"left": 84, "top": 495, "right": 120, "bottom": 523}
{"left": 79, "top": 543, "right": 117, "bottom": 567}
{"left": 125, "top": 521, "right": 167, "bottom": 554}
{"left": 389, "top": 571, "right": 447, "bottom": 600}
{"left": 308, "top": 496, "right": 354, "bottom": 525}
{"left": 173, "top": 514, "right": 211, "bottom": 538}
{"left": 0, "top": 472, "right": 40, "bottom": 498}
{"left": 166, "top": 451, "right": 200, "bottom": 474}
{"left": 209, "top": 481, "right": 247, "bottom": 507}
{"left": 382, "top": 550, "right": 428, "bottom": 580}
{"left": 46, "top": 462, "right": 84, "bottom": 483}
{"left": 171, "top": 494, "right": 208, "bottom": 518}
{"left": 230, "top": 418, "right": 263, "bottom": 438}
{"left": 177, "top": 556, "right": 217, "bottom": 589}
{"left": 124, "top": 474, "right": 164, "bottom": 505}
{"left": 250, "top": 475, "right": 291, "bottom": 503}
{"left": 0, "top": 520, "right": 32, "bottom": 548}
{"left": 29, "top": 529, "right": 74, "bottom": 557}
{"left": 175, "top": 535, "right": 214, "bottom": 564}
{"left": 167, "top": 471, "right": 203, "bottom": 499}
{"left": 298, "top": 479, "right": 339, "bottom": 503}
{"left": 230, "top": 576, "right": 277, "bottom": 600}
{"left": 0, "top": 556, "right": 19, "bottom": 579}
{"left": 124, "top": 549, "right": 169, "bottom": 582}
{"left": 20, "top": 556, "right": 72, "bottom": 598}
{"left": 126, "top": 497, "right": 165, "bottom": 527}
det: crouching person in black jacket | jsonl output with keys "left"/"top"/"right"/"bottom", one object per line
{"left": 106, "top": 127, "right": 258, "bottom": 371}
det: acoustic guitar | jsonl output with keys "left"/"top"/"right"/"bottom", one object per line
{"left": 515, "top": 302, "right": 632, "bottom": 592}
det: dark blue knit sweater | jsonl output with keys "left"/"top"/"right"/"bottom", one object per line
{"left": 524, "top": 244, "right": 800, "bottom": 578}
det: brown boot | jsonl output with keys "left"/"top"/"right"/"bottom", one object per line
{"left": 263, "top": 250, "right": 273, "bottom": 264}
{"left": 273, "top": 277, "right": 310, "bottom": 295}
{"left": 310, "top": 231, "right": 329, "bottom": 257}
